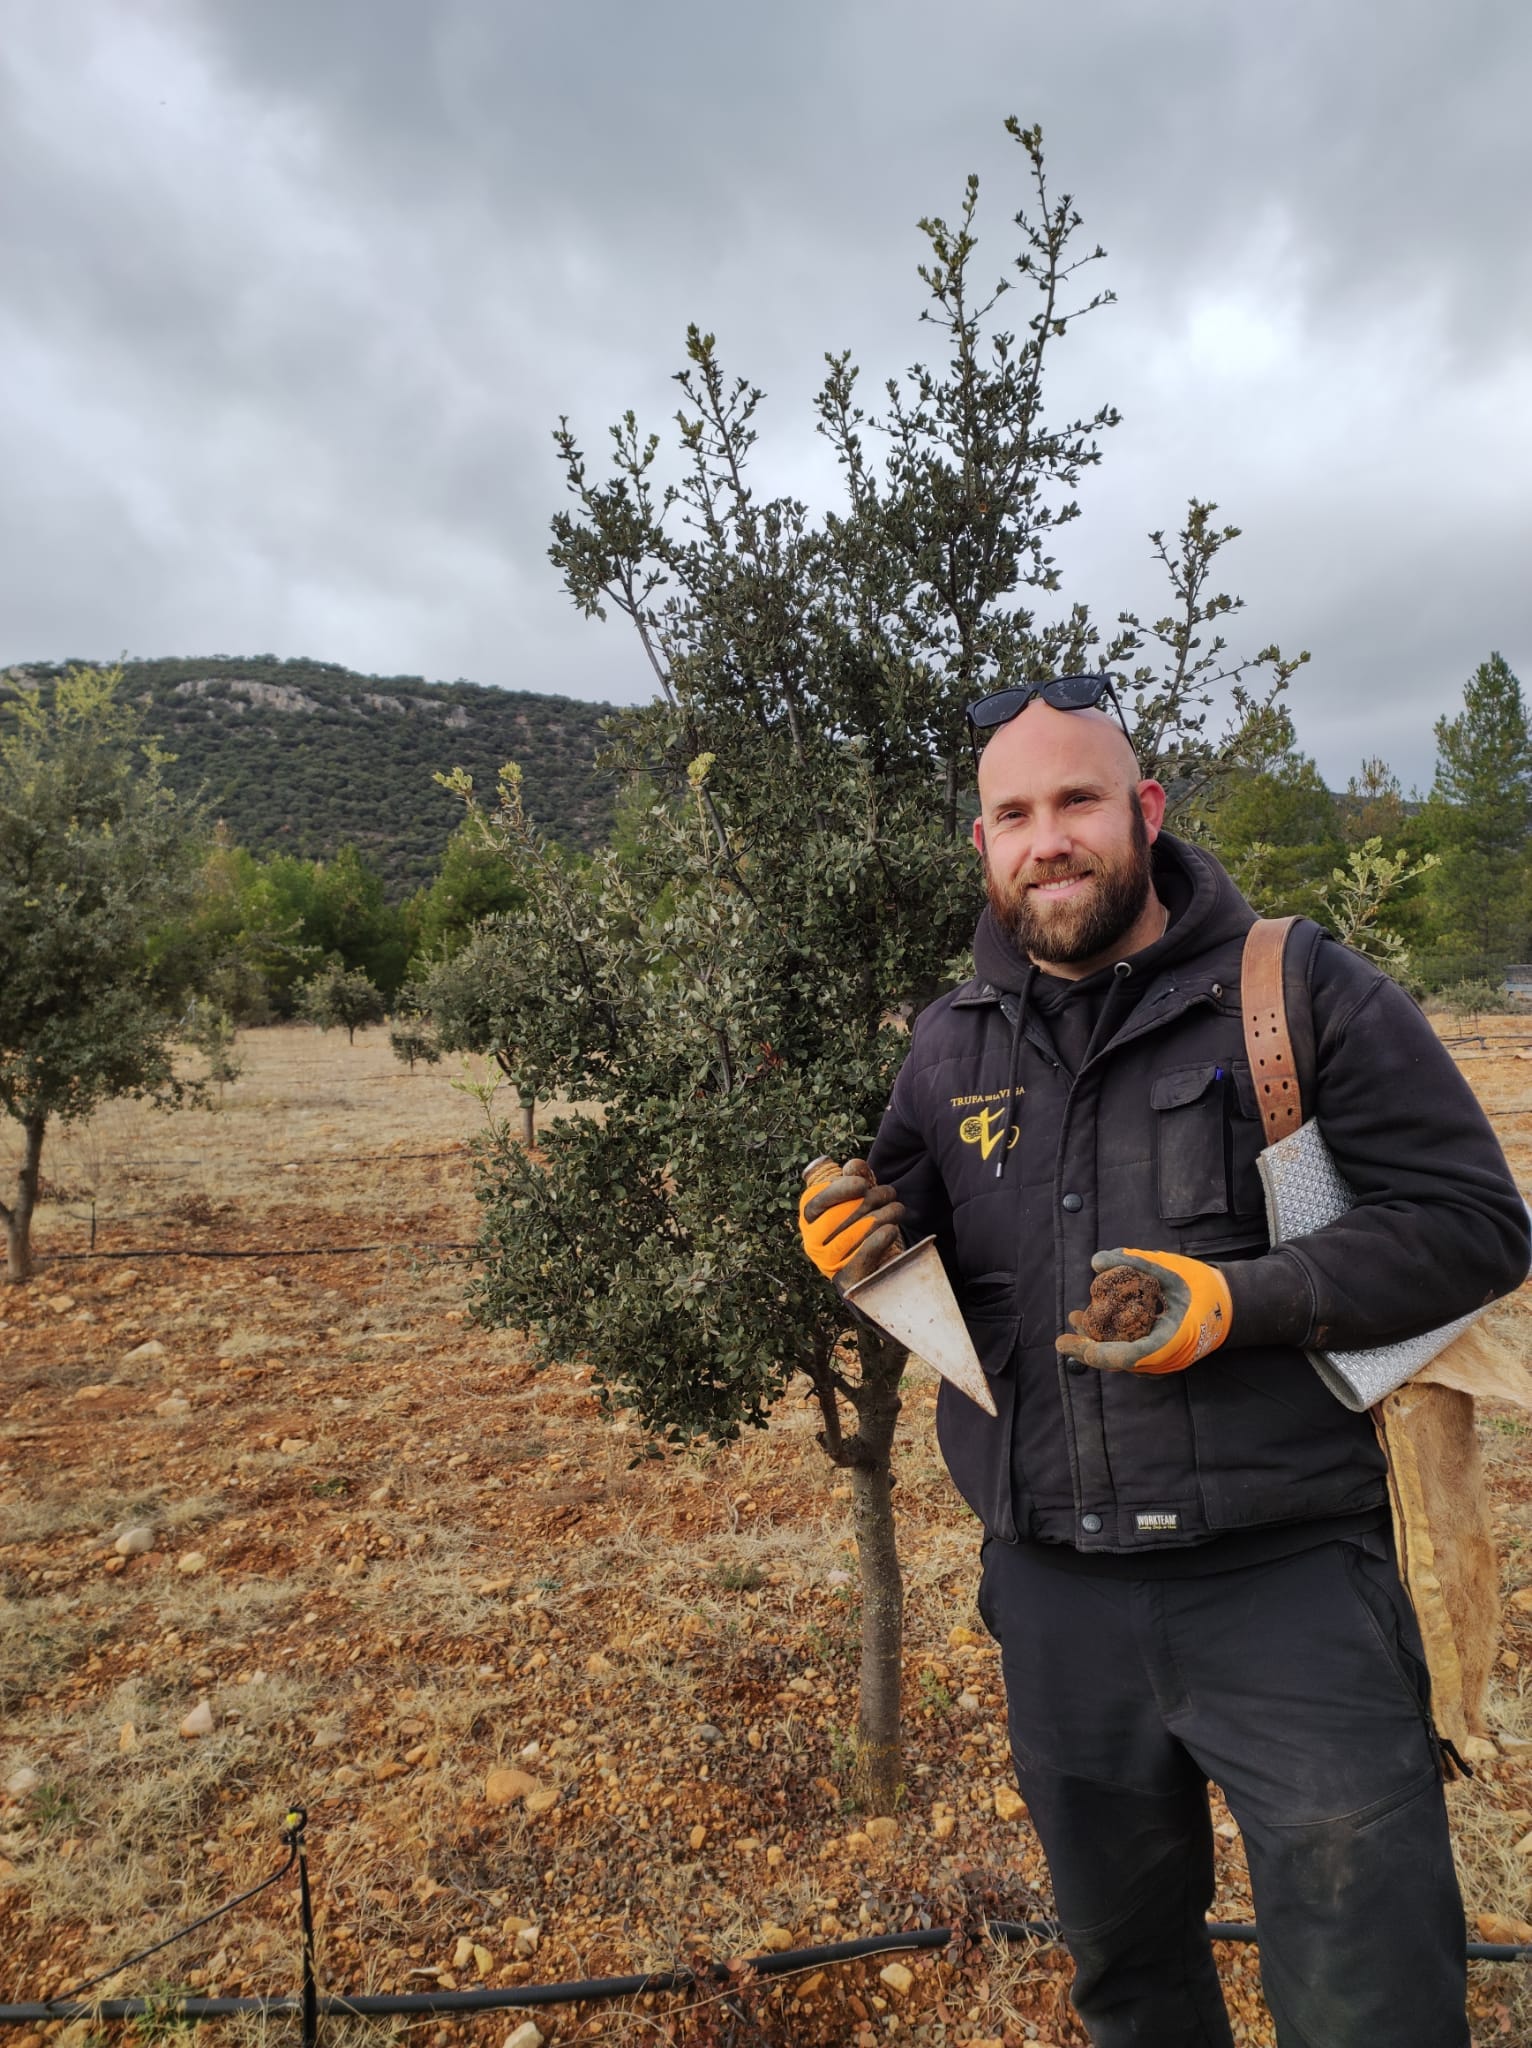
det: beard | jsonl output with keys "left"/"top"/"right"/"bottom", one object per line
{"left": 986, "top": 791, "right": 1154, "bottom": 966}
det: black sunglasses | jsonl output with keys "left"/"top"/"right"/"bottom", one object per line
{"left": 965, "top": 674, "right": 1134, "bottom": 771}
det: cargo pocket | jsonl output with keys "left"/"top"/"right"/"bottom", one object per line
{"left": 1151, "top": 1063, "right": 1229, "bottom": 1222}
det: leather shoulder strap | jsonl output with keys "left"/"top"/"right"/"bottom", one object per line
{"left": 1242, "top": 917, "right": 1305, "bottom": 1144}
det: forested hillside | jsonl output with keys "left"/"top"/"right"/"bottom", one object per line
{"left": 5, "top": 654, "right": 618, "bottom": 893}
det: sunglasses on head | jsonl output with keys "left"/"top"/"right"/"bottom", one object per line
{"left": 965, "top": 674, "right": 1134, "bottom": 772}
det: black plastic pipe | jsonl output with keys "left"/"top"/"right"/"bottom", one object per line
{"left": 1, "top": 1920, "right": 1527, "bottom": 2026}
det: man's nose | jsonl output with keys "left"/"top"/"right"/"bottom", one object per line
{"left": 1028, "top": 809, "right": 1073, "bottom": 863}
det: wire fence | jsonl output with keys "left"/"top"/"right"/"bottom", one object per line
{"left": 0, "top": 1807, "right": 1526, "bottom": 2042}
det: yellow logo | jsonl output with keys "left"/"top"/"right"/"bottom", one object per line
{"left": 959, "top": 1104, "right": 1020, "bottom": 1160}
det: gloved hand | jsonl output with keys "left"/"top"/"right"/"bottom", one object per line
{"left": 1055, "top": 1248, "right": 1233, "bottom": 1375}
{"left": 798, "top": 1158, "right": 906, "bottom": 1290}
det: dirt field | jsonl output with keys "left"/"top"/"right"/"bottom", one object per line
{"left": 3, "top": 1019, "right": 1532, "bottom": 2046}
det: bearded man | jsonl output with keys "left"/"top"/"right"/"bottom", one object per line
{"left": 797, "top": 677, "right": 1530, "bottom": 2048}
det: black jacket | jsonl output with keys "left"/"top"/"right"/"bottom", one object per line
{"left": 868, "top": 834, "right": 1530, "bottom": 1553}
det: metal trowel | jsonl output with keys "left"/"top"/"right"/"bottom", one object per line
{"left": 844, "top": 1236, "right": 998, "bottom": 1418}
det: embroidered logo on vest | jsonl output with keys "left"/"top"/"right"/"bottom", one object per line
{"left": 1135, "top": 1511, "right": 1180, "bottom": 1533}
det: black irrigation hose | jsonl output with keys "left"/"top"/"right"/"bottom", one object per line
{"left": 40, "top": 1240, "right": 477, "bottom": 1263}
{"left": 3, "top": 1920, "right": 1528, "bottom": 2026}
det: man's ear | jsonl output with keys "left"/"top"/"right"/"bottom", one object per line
{"left": 972, "top": 816, "right": 985, "bottom": 854}
{"left": 1136, "top": 780, "right": 1168, "bottom": 838}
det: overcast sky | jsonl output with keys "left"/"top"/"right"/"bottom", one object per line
{"left": 3, "top": 0, "right": 1529, "bottom": 792}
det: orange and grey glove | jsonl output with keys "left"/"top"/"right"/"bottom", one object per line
{"left": 798, "top": 1157, "right": 906, "bottom": 1290}
{"left": 1055, "top": 1248, "right": 1234, "bottom": 1376}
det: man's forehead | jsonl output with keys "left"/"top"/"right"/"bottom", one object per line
{"left": 977, "top": 700, "right": 1141, "bottom": 801}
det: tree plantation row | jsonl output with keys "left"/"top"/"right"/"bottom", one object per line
{"left": 7, "top": 121, "right": 1530, "bottom": 1812}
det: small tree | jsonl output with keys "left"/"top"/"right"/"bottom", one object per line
{"left": 462, "top": 122, "right": 1302, "bottom": 1810}
{"left": 388, "top": 982, "right": 442, "bottom": 1075}
{"left": 0, "top": 668, "right": 204, "bottom": 1281}
{"left": 297, "top": 961, "right": 387, "bottom": 1044}
{"left": 410, "top": 816, "right": 566, "bottom": 1144}
{"left": 181, "top": 996, "right": 244, "bottom": 1103}
{"left": 1421, "top": 653, "right": 1532, "bottom": 969}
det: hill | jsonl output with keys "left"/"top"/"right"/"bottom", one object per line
{"left": 5, "top": 654, "right": 621, "bottom": 894}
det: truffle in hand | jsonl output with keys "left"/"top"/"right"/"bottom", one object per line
{"left": 1078, "top": 1265, "right": 1166, "bottom": 1343}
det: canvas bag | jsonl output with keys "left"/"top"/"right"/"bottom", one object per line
{"left": 1241, "top": 917, "right": 1532, "bottom": 1751}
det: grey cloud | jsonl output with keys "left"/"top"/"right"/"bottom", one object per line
{"left": 1, "top": 0, "right": 1527, "bottom": 789}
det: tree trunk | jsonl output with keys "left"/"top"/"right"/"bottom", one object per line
{"left": 4, "top": 1114, "right": 47, "bottom": 1284}
{"left": 519, "top": 1092, "right": 536, "bottom": 1147}
{"left": 847, "top": 1325, "right": 906, "bottom": 1813}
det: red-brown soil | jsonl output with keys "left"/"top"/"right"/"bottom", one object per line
{"left": 3, "top": 1019, "right": 1532, "bottom": 2046}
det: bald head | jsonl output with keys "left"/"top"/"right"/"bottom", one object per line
{"left": 972, "top": 699, "right": 1169, "bottom": 978}
{"left": 976, "top": 700, "right": 1143, "bottom": 818}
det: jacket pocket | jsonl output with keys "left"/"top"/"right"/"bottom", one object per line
{"left": 1151, "top": 1060, "right": 1266, "bottom": 1227}
{"left": 1151, "top": 1063, "right": 1229, "bottom": 1222}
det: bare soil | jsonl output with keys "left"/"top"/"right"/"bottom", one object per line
{"left": 3, "top": 1019, "right": 1532, "bottom": 2047}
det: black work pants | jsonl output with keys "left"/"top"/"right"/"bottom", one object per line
{"left": 977, "top": 1530, "right": 1468, "bottom": 2048}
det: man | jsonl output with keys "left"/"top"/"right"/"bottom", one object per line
{"left": 797, "top": 677, "right": 1530, "bottom": 2048}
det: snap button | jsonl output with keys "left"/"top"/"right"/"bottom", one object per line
{"left": 1067, "top": 1359, "right": 1088, "bottom": 1376}
{"left": 1081, "top": 1512, "right": 1104, "bottom": 1534}
{"left": 1061, "top": 1193, "right": 1083, "bottom": 1213}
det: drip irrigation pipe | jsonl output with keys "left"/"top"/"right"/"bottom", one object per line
{"left": 2, "top": 1920, "right": 1527, "bottom": 2026}
{"left": 40, "top": 1240, "right": 477, "bottom": 1263}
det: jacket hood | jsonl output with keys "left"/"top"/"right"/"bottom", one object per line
{"left": 971, "top": 831, "right": 1257, "bottom": 996}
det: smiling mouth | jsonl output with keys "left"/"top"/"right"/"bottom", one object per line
{"left": 1029, "top": 874, "right": 1093, "bottom": 898}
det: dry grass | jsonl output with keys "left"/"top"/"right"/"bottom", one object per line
{"left": 2, "top": 1021, "right": 1531, "bottom": 2044}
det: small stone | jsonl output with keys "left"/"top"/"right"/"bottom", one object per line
{"left": 585, "top": 1652, "right": 616, "bottom": 1678}
{"left": 957, "top": 1690, "right": 981, "bottom": 1711}
{"left": 155, "top": 1396, "right": 191, "bottom": 1418}
{"left": 845, "top": 1830, "right": 872, "bottom": 1856}
{"left": 118, "top": 1723, "right": 138, "bottom": 1754}
{"left": 1477, "top": 1911, "right": 1532, "bottom": 1945}
{"left": 689, "top": 1824, "right": 707, "bottom": 1851}
{"left": 1511, "top": 1588, "right": 1532, "bottom": 1613}
{"left": 994, "top": 1784, "right": 1026, "bottom": 1823}
{"left": 48, "top": 1294, "right": 77, "bottom": 1314}
{"left": 1461, "top": 1735, "right": 1500, "bottom": 1766}
{"left": 1215, "top": 1819, "right": 1239, "bottom": 1840}
{"left": 502, "top": 2023, "right": 544, "bottom": 2048}
{"left": 695, "top": 1724, "right": 724, "bottom": 1744}
{"left": 179, "top": 1701, "right": 215, "bottom": 1739}
{"left": 5, "top": 1766, "right": 40, "bottom": 1798}
{"left": 736, "top": 1836, "right": 762, "bottom": 1854}
{"left": 766, "top": 1844, "right": 785, "bottom": 1867}
{"left": 452, "top": 1936, "right": 475, "bottom": 1971}
{"left": 177, "top": 1552, "right": 208, "bottom": 1576}
{"left": 279, "top": 1438, "right": 310, "bottom": 1456}
{"left": 485, "top": 1768, "right": 538, "bottom": 1807}
{"left": 932, "top": 1814, "right": 956, "bottom": 1840}
{"left": 1513, "top": 1830, "right": 1532, "bottom": 1858}
{"left": 948, "top": 1626, "right": 982, "bottom": 1649}
{"left": 878, "top": 1962, "right": 913, "bottom": 1994}
{"left": 524, "top": 1786, "right": 560, "bottom": 1815}
{"left": 115, "top": 1525, "right": 155, "bottom": 1556}
{"left": 126, "top": 1339, "right": 166, "bottom": 1359}
{"left": 759, "top": 1926, "right": 794, "bottom": 1952}
{"left": 865, "top": 1816, "right": 898, "bottom": 1844}
{"left": 513, "top": 1924, "right": 540, "bottom": 1959}
{"left": 825, "top": 1569, "right": 853, "bottom": 1588}
{"left": 473, "top": 1944, "right": 494, "bottom": 1976}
